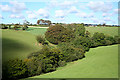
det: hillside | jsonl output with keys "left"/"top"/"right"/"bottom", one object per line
{"left": 27, "top": 45, "right": 118, "bottom": 78}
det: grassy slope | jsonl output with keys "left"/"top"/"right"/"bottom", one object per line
{"left": 2, "top": 29, "right": 40, "bottom": 62}
{"left": 29, "top": 45, "right": 118, "bottom": 78}
{"left": 86, "top": 27, "right": 119, "bottom": 36}
{"left": 26, "top": 27, "right": 47, "bottom": 36}
{"left": 2, "top": 27, "right": 118, "bottom": 78}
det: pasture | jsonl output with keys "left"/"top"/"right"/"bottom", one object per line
{"left": 2, "top": 26, "right": 118, "bottom": 61}
{"left": 2, "top": 26, "right": 119, "bottom": 79}
{"left": 2, "top": 29, "right": 40, "bottom": 62}
{"left": 28, "top": 44, "right": 118, "bottom": 78}
{"left": 86, "top": 26, "right": 119, "bottom": 36}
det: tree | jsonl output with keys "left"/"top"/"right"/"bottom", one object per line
{"left": 37, "top": 19, "right": 51, "bottom": 25}
{"left": 74, "top": 24, "right": 85, "bottom": 36}
{"left": 2, "top": 59, "right": 28, "bottom": 79}
{"left": 45, "top": 24, "right": 74, "bottom": 44}
{"left": 22, "top": 20, "right": 29, "bottom": 30}
{"left": 37, "top": 20, "right": 40, "bottom": 25}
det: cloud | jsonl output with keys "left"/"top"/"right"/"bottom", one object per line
{"left": 90, "top": 18, "right": 100, "bottom": 23}
{"left": 102, "top": 13, "right": 113, "bottom": 17}
{"left": 55, "top": 10, "right": 66, "bottom": 18}
{"left": 103, "top": 17, "right": 111, "bottom": 21}
{"left": 113, "top": 9, "right": 120, "bottom": 14}
{"left": 87, "top": 1, "right": 112, "bottom": 12}
{"left": 28, "top": 13, "right": 37, "bottom": 19}
{"left": 48, "top": 0, "right": 78, "bottom": 9}
{"left": 9, "top": 14, "right": 24, "bottom": 19}
{"left": 0, "top": 14, "right": 3, "bottom": 19}
{"left": 68, "top": 6, "right": 79, "bottom": 13}
{"left": 76, "top": 12, "right": 94, "bottom": 18}
{"left": 0, "top": 1, "right": 26, "bottom": 13}
{"left": 36, "top": 8, "right": 49, "bottom": 18}
{"left": 60, "top": 1, "right": 75, "bottom": 8}
{"left": 0, "top": 5, "right": 11, "bottom": 12}
{"left": 9, "top": 1, "right": 26, "bottom": 13}
{"left": 26, "top": 11, "right": 33, "bottom": 14}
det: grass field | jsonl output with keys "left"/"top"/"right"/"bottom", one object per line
{"left": 86, "top": 26, "right": 119, "bottom": 36}
{"left": 26, "top": 44, "right": 118, "bottom": 78}
{"left": 2, "top": 29, "right": 40, "bottom": 62}
{"left": 27, "top": 26, "right": 119, "bottom": 36}
{"left": 26, "top": 27, "right": 47, "bottom": 35}
{"left": 2, "top": 26, "right": 119, "bottom": 79}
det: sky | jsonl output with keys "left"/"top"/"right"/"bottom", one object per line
{"left": 0, "top": 0, "right": 119, "bottom": 25}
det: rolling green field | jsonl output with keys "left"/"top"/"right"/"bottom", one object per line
{"left": 26, "top": 27, "right": 47, "bottom": 35}
{"left": 2, "top": 29, "right": 40, "bottom": 62}
{"left": 28, "top": 44, "right": 118, "bottom": 78}
{"left": 2, "top": 26, "right": 119, "bottom": 78}
{"left": 26, "top": 26, "right": 119, "bottom": 36}
{"left": 86, "top": 27, "right": 119, "bottom": 36}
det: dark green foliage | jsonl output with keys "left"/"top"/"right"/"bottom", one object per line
{"left": 0, "top": 24, "right": 8, "bottom": 29}
{"left": 25, "top": 58, "right": 42, "bottom": 76}
{"left": 91, "top": 32, "right": 106, "bottom": 46}
{"left": 14, "top": 24, "right": 20, "bottom": 30}
{"left": 72, "top": 36, "right": 91, "bottom": 51}
{"left": 36, "top": 35, "right": 47, "bottom": 45}
{"left": 45, "top": 24, "right": 75, "bottom": 44}
{"left": 85, "top": 30, "right": 90, "bottom": 37}
{"left": 74, "top": 24, "right": 85, "bottom": 36}
{"left": 58, "top": 43, "right": 85, "bottom": 62}
{"left": 8, "top": 24, "right": 12, "bottom": 29}
{"left": 2, "top": 58, "right": 28, "bottom": 79}
{"left": 27, "top": 46, "right": 64, "bottom": 74}
{"left": 22, "top": 25, "right": 28, "bottom": 30}
{"left": 58, "top": 60, "right": 66, "bottom": 67}
{"left": 105, "top": 36, "right": 116, "bottom": 44}
{"left": 114, "top": 36, "right": 120, "bottom": 44}
{"left": 64, "top": 24, "right": 78, "bottom": 31}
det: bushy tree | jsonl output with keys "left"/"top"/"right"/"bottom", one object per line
{"left": 105, "top": 35, "right": 115, "bottom": 44}
{"left": 114, "top": 36, "right": 120, "bottom": 44}
{"left": 24, "top": 58, "right": 42, "bottom": 76}
{"left": 27, "top": 45, "right": 65, "bottom": 73}
{"left": 2, "top": 59, "right": 28, "bottom": 79}
{"left": 71, "top": 36, "right": 91, "bottom": 51}
{"left": 0, "top": 24, "right": 8, "bottom": 29}
{"left": 74, "top": 24, "right": 85, "bottom": 36}
{"left": 36, "top": 35, "right": 48, "bottom": 45}
{"left": 45, "top": 24, "right": 75, "bottom": 44}
{"left": 58, "top": 43, "right": 85, "bottom": 62}
{"left": 91, "top": 32, "right": 106, "bottom": 46}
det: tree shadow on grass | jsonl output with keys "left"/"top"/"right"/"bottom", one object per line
{"left": 2, "top": 38, "right": 31, "bottom": 62}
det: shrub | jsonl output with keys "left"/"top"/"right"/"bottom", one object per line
{"left": 71, "top": 36, "right": 91, "bottom": 51}
{"left": 2, "top": 58, "right": 28, "bottom": 79}
{"left": 13, "top": 24, "right": 20, "bottom": 30}
{"left": 91, "top": 32, "right": 106, "bottom": 46}
{"left": 0, "top": 24, "right": 8, "bottom": 29}
{"left": 114, "top": 36, "right": 120, "bottom": 44}
{"left": 36, "top": 35, "right": 47, "bottom": 45}
{"left": 8, "top": 24, "right": 12, "bottom": 29}
{"left": 105, "top": 36, "right": 115, "bottom": 44}
{"left": 58, "top": 43, "right": 85, "bottom": 62}
{"left": 74, "top": 24, "right": 85, "bottom": 36}
{"left": 25, "top": 58, "right": 42, "bottom": 76}
{"left": 27, "top": 45, "right": 64, "bottom": 73}
{"left": 85, "top": 30, "right": 91, "bottom": 37}
{"left": 64, "top": 24, "right": 78, "bottom": 32}
{"left": 58, "top": 60, "right": 66, "bottom": 67}
{"left": 45, "top": 24, "right": 75, "bottom": 44}
{"left": 22, "top": 25, "right": 28, "bottom": 30}
{"left": 104, "top": 40, "right": 113, "bottom": 45}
